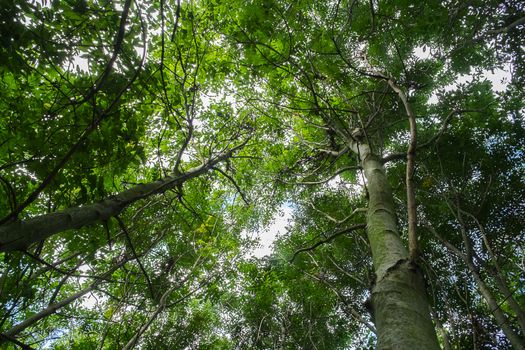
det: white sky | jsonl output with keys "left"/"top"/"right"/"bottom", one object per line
{"left": 413, "top": 46, "right": 511, "bottom": 103}
{"left": 249, "top": 205, "right": 294, "bottom": 258}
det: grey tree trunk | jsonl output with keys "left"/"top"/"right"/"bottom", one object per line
{"left": 361, "top": 152, "right": 441, "bottom": 349}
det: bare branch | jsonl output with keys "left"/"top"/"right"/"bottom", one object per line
{"left": 115, "top": 216, "right": 155, "bottom": 299}
{"left": 304, "top": 201, "right": 366, "bottom": 225}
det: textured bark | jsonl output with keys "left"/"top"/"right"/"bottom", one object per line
{"left": 0, "top": 147, "right": 240, "bottom": 252}
{"left": 362, "top": 153, "right": 440, "bottom": 350}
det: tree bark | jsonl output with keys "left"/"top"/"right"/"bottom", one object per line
{"left": 361, "top": 152, "right": 441, "bottom": 349}
{"left": 0, "top": 145, "right": 243, "bottom": 252}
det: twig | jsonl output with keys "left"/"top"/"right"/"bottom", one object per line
{"left": 285, "top": 166, "right": 361, "bottom": 186}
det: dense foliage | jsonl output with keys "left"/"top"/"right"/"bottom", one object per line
{"left": 0, "top": 0, "right": 524, "bottom": 349}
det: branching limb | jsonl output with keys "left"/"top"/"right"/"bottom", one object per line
{"left": 382, "top": 107, "right": 492, "bottom": 163}
{"left": 304, "top": 201, "right": 366, "bottom": 225}
{"left": 115, "top": 216, "right": 155, "bottom": 300}
{"left": 302, "top": 257, "right": 375, "bottom": 333}
{"left": 0, "top": 2, "right": 147, "bottom": 225}
{"left": 470, "top": 16, "right": 525, "bottom": 44}
{"left": 0, "top": 333, "right": 35, "bottom": 350}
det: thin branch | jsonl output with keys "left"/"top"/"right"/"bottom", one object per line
{"left": 472, "top": 16, "right": 525, "bottom": 43}
{"left": 115, "top": 216, "right": 155, "bottom": 299}
{"left": 285, "top": 166, "right": 361, "bottom": 186}
{"left": 0, "top": 333, "right": 35, "bottom": 350}
{"left": 0, "top": 0, "right": 145, "bottom": 225}
{"left": 381, "top": 108, "right": 490, "bottom": 163}
{"left": 21, "top": 251, "right": 69, "bottom": 275}
{"left": 211, "top": 167, "right": 250, "bottom": 206}
{"left": 305, "top": 202, "right": 366, "bottom": 225}
{"left": 289, "top": 223, "right": 366, "bottom": 263}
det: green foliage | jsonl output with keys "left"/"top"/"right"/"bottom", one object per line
{"left": 0, "top": 0, "right": 524, "bottom": 349}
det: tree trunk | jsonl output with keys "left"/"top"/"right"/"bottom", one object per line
{"left": 362, "top": 153, "right": 441, "bottom": 349}
{"left": 428, "top": 224, "right": 525, "bottom": 349}
{"left": 0, "top": 146, "right": 242, "bottom": 252}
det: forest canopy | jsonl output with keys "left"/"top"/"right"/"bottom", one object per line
{"left": 0, "top": 0, "right": 524, "bottom": 349}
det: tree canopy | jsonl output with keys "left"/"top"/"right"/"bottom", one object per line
{"left": 0, "top": 0, "right": 524, "bottom": 349}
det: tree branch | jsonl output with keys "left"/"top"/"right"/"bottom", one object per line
{"left": 212, "top": 167, "right": 250, "bottom": 206}
{"left": 0, "top": 333, "right": 35, "bottom": 350}
{"left": 0, "top": 139, "right": 248, "bottom": 252}
{"left": 115, "top": 216, "right": 155, "bottom": 299}
{"left": 284, "top": 166, "right": 361, "bottom": 186}
{"left": 289, "top": 223, "right": 366, "bottom": 263}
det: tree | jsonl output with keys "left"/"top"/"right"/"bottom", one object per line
{"left": 0, "top": 0, "right": 524, "bottom": 349}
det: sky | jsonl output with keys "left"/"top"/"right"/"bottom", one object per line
{"left": 249, "top": 205, "right": 294, "bottom": 258}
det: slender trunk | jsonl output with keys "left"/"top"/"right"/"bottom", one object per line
{"left": 430, "top": 306, "right": 451, "bottom": 350}
{"left": 429, "top": 225, "right": 525, "bottom": 349}
{"left": 3, "top": 259, "right": 126, "bottom": 339}
{"left": 362, "top": 153, "right": 440, "bottom": 349}
{"left": 0, "top": 145, "right": 243, "bottom": 252}
{"left": 469, "top": 263, "right": 525, "bottom": 349}
{"left": 491, "top": 271, "right": 525, "bottom": 333}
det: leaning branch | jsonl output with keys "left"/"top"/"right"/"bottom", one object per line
{"left": 2, "top": 257, "right": 128, "bottom": 339}
{"left": 211, "top": 166, "right": 250, "bottom": 206}
{"left": 0, "top": 141, "right": 247, "bottom": 252}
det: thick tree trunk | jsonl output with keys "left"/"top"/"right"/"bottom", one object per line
{"left": 0, "top": 146, "right": 241, "bottom": 252}
{"left": 362, "top": 153, "right": 440, "bottom": 349}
